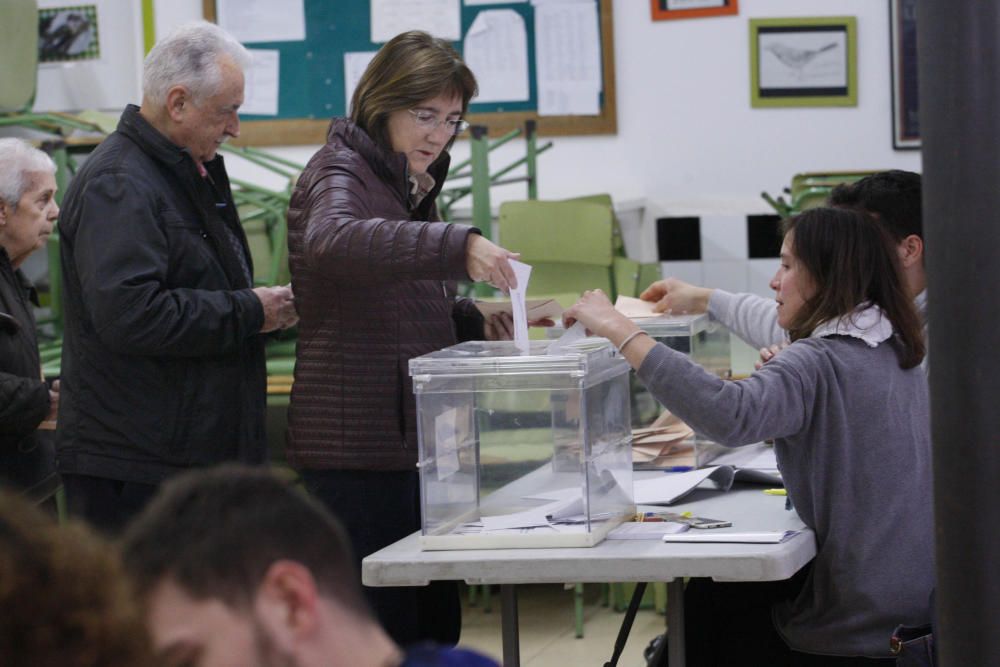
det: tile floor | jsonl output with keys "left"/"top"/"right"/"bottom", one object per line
{"left": 457, "top": 583, "right": 666, "bottom": 667}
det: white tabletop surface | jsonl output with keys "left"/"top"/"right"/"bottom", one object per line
{"left": 362, "top": 484, "right": 816, "bottom": 587}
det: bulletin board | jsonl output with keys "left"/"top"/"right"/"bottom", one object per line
{"left": 202, "top": 0, "right": 616, "bottom": 145}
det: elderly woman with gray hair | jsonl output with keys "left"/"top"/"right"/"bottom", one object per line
{"left": 0, "top": 138, "right": 60, "bottom": 504}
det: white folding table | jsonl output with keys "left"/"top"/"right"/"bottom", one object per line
{"left": 362, "top": 486, "right": 816, "bottom": 666}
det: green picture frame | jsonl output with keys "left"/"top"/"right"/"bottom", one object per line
{"left": 749, "top": 16, "right": 857, "bottom": 108}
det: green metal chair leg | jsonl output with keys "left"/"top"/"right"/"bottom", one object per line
{"left": 574, "top": 583, "right": 585, "bottom": 638}
{"left": 481, "top": 584, "right": 492, "bottom": 613}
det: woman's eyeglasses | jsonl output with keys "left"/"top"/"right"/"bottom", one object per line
{"left": 408, "top": 109, "right": 470, "bottom": 136}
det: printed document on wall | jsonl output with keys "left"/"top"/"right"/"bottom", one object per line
{"left": 464, "top": 10, "right": 529, "bottom": 103}
{"left": 241, "top": 49, "right": 279, "bottom": 116}
{"left": 217, "top": 0, "right": 305, "bottom": 43}
{"left": 344, "top": 52, "right": 378, "bottom": 112}
{"left": 533, "top": 0, "right": 601, "bottom": 115}
{"left": 371, "top": 0, "right": 461, "bottom": 42}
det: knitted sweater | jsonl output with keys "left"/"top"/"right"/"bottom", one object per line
{"left": 636, "top": 335, "right": 933, "bottom": 657}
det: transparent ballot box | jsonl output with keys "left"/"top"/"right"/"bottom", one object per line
{"left": 409, "top": 340, "right": 635, "bottom": 550}
{"left": 549, "top": 314, "right": 731, "bottom": 467}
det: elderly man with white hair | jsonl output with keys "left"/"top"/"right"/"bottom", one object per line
{"left": 0, "top": 138, "right": 60, "bottom": 505}
{"left": 56, "top": 21, "right": 298, "bottom": 533}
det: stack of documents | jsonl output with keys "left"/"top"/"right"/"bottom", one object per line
{"left": 631, "top": 411, "right": 695, "bottom": 467}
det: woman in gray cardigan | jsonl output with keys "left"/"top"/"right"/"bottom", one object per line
{"left": 564, "top": 207, "right": 931, "bottom": 666}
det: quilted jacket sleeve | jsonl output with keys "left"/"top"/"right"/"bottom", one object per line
{"left": 300, "top": 163, "right": 477, "bottom": 282}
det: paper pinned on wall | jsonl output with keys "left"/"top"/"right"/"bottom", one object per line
{"left": 533, "top": 0, "right": 602, "bottom": 115}
{"left": 217, "top": 0, "right": 305, "bottom": 43}
{"left": 241, "top": 49, "right": 279, "bottom": 116}
{"left": 463, "top": 10, "right": 529, "bottom": 103}
{"left": 371, "top": 0, "right": 461, "bottom": 43}
{"left": 508, "top": 259, "right": 533, "bottom": 354}
{"left": 343, "top": 51, "right": 378, "bottom": 112}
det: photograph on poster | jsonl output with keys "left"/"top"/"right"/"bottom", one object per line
{"left": 38, "top": 5, "right": 100, "bottom": 63}
{"left": 34, "top": 0, "right": 142, "bottom": 112}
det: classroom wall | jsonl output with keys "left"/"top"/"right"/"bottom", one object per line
{"left": 149, "top": 0, "right": 920, "bottom": 286}
{"left": 150, "top": 0, "right": 921, "bottom": 212}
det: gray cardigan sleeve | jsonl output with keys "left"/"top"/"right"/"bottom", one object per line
{"left": 708, "top": 290, "right": 787, "bottom": 350}
{"left": 635, "top": 341, "right": 814, "bottom": 446}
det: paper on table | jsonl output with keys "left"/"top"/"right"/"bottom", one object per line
{"left": 475, "top": 298, "right": 563, "bottom": 321}
{"left": 508, "top": 259, "right": 533, "bottom": 353}
{"left": 217, "top": 0, "right": 305, "bottom": 43}
{"left": 710, "top": 443, "right": 782, "bottom": 485}
{"left": 633, "top": 466, "right": 736, "bottom": 505}
{"left": 371, "top": 0, "right": 461, "bottom": 42}
{"left": 241, "top": 50, "right": 279, "bottom": 116}
{"left": 478, "top": 497, "right": 575, "bottom": 531}
{"left": 661, "top": 531, "right": 800, "bottom": 544}
{"left": 464, "top": 10, "right": 529, "bottom": 103}
{"left": 547, "top": 321, "right": 587, "bottom": 356}
{"left": 607, "top": 522, "right": 689, "bottom": 539}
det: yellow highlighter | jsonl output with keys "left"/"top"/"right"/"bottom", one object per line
{"left": 763, "top": 488, "right": 787, "bottom": 496}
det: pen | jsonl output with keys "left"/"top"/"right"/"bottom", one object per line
{"left": 661, "top": 466, "right": 693, "bottom": 472}
{"left": 763, "top": 488, "right": 787, "bottom": 496}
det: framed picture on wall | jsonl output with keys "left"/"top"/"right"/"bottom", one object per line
{"left": 890, "top": 0, "right": 920, "bottom": 149}
{"left": 650, "top": 0, "right": 738, "bottom": 21}
{"left": 749, "top": 17, "right": 858, "bottom": 108}
{"left": 38, "top": 5, "right": 101, "bottom": 64}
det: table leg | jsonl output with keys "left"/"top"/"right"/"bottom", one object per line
{"left": 667, "top": 578, "right": 685, "bottom": 666}
{"left": 500, "top": 584, "right": 520, "bottom": 667}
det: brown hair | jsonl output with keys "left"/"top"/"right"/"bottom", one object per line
{"left": 350, "top": 30, "right": 478, "bottom": 154}
{"left": 121, "top": 464, "right": 372, "bottom": 619}
{"left": 781, "top": 207, "right": 925, "bottom": 369}
{"left": 0, "top": 492, "right": 152, "bottom": 667}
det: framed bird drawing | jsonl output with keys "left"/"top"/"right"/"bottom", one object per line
{"left": 749, "top": 16, "right": 858, "bottom": 108}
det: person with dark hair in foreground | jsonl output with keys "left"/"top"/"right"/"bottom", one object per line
{"left": 120, "top": 465, "right": 499, "bottom": 667}
{"left": 0, "top": 490, "right": 152, "bottom": 667}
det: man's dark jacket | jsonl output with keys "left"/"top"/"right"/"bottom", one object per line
{"left": 55, "top": 105, "right": 267, "bottom": 484}
{"left": 0, "top": 249, "right": 58, "bottom": 501}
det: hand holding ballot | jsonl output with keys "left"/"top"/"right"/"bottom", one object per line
{"left": 466, "top": 235, "right": 520, "bottom": 293}
{"left": 639, "top": 277, "right": 712, "bottom": 316}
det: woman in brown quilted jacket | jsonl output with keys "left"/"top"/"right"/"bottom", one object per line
{"left": 285, "top": 31, "right": 519, "bottom": 648}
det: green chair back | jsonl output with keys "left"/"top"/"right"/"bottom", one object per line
{"left": 0, "top": 0, "right": 38, "bottom": 113}
{"left": 499, "top": 199, "right": 615, "bottom": 298}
